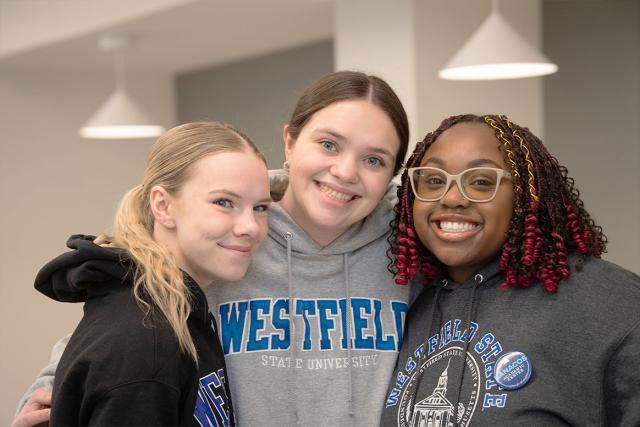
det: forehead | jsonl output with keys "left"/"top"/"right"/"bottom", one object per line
{"left": 421, "top": 122, "right": 505, "bottom": 169}
{"left": 185, "top": 150, "right": 268, "bottom": 192}
{"left": 304, "top": 99, "right": 401, "bottom": 154}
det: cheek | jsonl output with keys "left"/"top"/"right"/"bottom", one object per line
{"left": 364, "top": 172, "right": 393, "bottom": 199}
{"left": 492, "top": 194, "right": 515, "bottom": 240}
{"left": 412, "top": 202, "right": 433, "bottom": 245}
{"left": 258, "top": 217, "right": 269, "bottom": 241}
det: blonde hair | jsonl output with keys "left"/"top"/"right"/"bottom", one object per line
{"left": 99, "top": 121, "right": 264, "bottom": 362}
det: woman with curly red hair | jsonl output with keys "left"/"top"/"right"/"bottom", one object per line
{"left": 382, "top": 114, "right": 640, "bottom": 426}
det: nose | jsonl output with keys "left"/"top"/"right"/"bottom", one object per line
{"left": 329, "top": 155, "right": 359, "bottom": 183}
{"left": 234, "top": 209, "right": 261, "bottom": 238}
{"left": 440, "top": 179, "right": 469, "bottom": 208}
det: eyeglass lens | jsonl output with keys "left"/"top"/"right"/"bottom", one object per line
{"left": 412, "top": 168, "right": 501, "bottom": 202}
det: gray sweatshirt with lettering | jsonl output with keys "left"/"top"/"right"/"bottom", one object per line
{"left": 381, "top": 257, "right": 640, "bottom": 426}
{"left": 206, "top": 196, "right": 413, "bottom": 426}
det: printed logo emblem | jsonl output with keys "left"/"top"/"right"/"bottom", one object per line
{"left": 396, "top": 347, "right": 480, "bottom": 427}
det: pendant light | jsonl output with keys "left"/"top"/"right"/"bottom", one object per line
{"left": 438, "top": 0, "right": 558, "bottom": 80}
{"left": 80, "top": 34, "right": 165, "bottom": 139}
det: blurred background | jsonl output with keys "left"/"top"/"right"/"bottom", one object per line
{"left": 1, "top": 0, "right": 638, "bottom": 421}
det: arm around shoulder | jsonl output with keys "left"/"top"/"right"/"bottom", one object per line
{"left": 15, "top": 333, "right": 70, "bottom": 414}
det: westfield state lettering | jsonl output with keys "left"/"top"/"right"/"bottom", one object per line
{"left": 218, "top": 298, "right": 408, "bottom": 354}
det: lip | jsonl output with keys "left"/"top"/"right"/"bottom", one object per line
{"left": 219, "top": 243, "right": 253, "bottom": 256}
{"left": 429, "top": 213, "right": 482, "bottom": 242}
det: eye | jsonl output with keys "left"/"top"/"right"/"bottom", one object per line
{"left": 470, "top": 177, "right": 495, "bottom": 187}
{"left": 365, "top": 157, "right": 383, "bottom": 168}
{"left": 320, "top": 140, "right": 337, "bottom": 152}
{"left": 424, "top": 175, "right": 446, "bottom": 186}
{"left": 254, "top": 204, "right": 270, "bottom": 213}
{"left": 213, "top": 198, "right": 234, "bottom": 208}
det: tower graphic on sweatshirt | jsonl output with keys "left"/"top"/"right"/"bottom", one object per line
{"left": 410, "top": 359, "right": 457, "bottom": 427}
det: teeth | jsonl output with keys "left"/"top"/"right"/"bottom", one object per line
{"left": 319, "top": 183, "right": 354, "bottom": 202}
{"left": 440, "top": 221, "right": 477, "bottom": 233}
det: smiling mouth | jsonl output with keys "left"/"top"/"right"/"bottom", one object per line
{"left": 316, "top": 182, "right": 357, "bottom": 203}
{"left": 219, "top": 244, "right": 252, "bottom": 254}
{"left": 438, "top": 220, "right": 479, "bottom": 233}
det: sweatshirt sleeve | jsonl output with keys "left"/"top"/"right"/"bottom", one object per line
{"left": 88, "top": 380, "right": 182, "bottom": 426}
{"left": 603, "top": 320, "right": 640, "bottom": 426}
{"left": 15, "top": 333, "right": 70, "bottom": 415}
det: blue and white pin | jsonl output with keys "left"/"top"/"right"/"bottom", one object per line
{"left": 494, "top": 351, "right": 533, "bottom": 390}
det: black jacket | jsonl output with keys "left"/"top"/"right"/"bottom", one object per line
{"left": 36, "top": 235, "right": 235, "bottom": 426}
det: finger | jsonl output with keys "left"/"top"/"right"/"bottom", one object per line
{"left": 11, "top": 408, "right": 51, "bottom": 427}
{"left": 30, "top": 388, "right": 52, "bottom": 406}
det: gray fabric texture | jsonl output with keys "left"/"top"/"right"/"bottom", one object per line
{"left": 381, "top": 256, "right": 640, "bottom": 426}
{"left": 205, "top": 194, "right": 414, "bottom": 426}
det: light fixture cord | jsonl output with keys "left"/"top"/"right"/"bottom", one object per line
{"left": 113, "top": 49, "right": 126, "bottom": 91}
{"left": 492, "top": 0, "right": 499, "bottom": 13}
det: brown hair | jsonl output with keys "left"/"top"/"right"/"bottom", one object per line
{"left": 287, "top": 70, "right": 409, "bottom": 174}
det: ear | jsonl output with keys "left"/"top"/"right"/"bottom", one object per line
{"left": 150, "top": 185, "right": 176, "bottom": 229}
{"left": 283, "top": 124, "right": 295, "bottom": 162}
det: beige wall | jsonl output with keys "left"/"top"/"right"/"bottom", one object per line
{"left": 0, "top": 69, "right": 174, "bottom": 422}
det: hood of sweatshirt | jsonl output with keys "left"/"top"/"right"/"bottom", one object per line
{"left": 35, "top": 235, "right": 132, "bottom": 303}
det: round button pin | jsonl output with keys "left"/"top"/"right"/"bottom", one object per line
{"left": 494, "top": 351, "right": 532, "bottom": 390}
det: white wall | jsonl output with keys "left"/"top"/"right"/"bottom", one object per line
{"left": 0, "top": 69, "right": 174, "bottom": 423}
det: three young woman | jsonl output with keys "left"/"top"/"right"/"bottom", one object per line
{"left": 24, "top": 122, "right": 272, "bottom": 425}
{"left": 382, "top": 114, "right": 640, "bottom": 426}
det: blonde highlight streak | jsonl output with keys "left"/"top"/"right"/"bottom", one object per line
{"left": 500, "top": 115, "right": 539, "bottom": 201}
{"left": 484, "top": 117, "right": 522, "bottom": 195}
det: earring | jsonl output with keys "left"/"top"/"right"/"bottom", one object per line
{"left": 283, "top": 160, "right": 290, "bottom": 172}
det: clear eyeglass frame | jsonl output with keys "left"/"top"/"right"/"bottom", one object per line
{"left": 408, "top": 166, "right": 513, "bottom": 203}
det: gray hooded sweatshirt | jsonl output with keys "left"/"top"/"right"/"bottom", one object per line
{"left": 205, "top": 197, "right": 413, "bottom": 426}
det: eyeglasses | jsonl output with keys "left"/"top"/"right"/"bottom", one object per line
{"left": 408, "top": 166, "right": 512, "bottom": 202}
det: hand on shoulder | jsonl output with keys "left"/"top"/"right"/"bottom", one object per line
{"left": 11, "top": 388, "right": 51, "bottom": 427}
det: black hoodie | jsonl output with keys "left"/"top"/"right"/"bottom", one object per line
{"left": 381, "top": 256, "right": 640, "bottom": 426}
{"left": 36, "top": 235, "right": 235, "bottom": 426}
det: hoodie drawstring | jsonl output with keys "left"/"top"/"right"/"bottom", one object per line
{"left": 284, "top": 232, "right": 298, "bottom": 423}
{"left": 408, "top": 281, "right": 445, "bottom": 423}
{"left": 451, "top": 276, "right": 481, "bottom": 426}
{"left": 343, "top": 253, "right": 355, "bottom": 418}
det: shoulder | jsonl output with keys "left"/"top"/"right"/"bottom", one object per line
{"left": 568, "top": 256, "right": 640, "bottom": 297}
{"left": 560, "top": 257, "right": 640, "bottom": 329}
{"left": 62, "top": 288, "right": 185, "bottom": 383}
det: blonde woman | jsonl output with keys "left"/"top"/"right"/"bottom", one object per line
{"left": 21, "top": 122, "right": 271, "bottom": 426}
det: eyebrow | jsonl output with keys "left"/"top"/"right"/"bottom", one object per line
{"left": 312, "top": 128, "right": 396, "bottom": 158}
{"left": 423, "top": 157, "right": 504, "bottom": 169}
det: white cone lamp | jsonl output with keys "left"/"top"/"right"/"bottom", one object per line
{"left": 80, "top": 35, "right": 165, "bottom": 139}
{"left": 438, "top": 0, "right": 558, "bottom": 80}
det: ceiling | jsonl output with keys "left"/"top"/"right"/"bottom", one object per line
{"left": 0, "top": 0, "right": 334, "bottom": 74}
